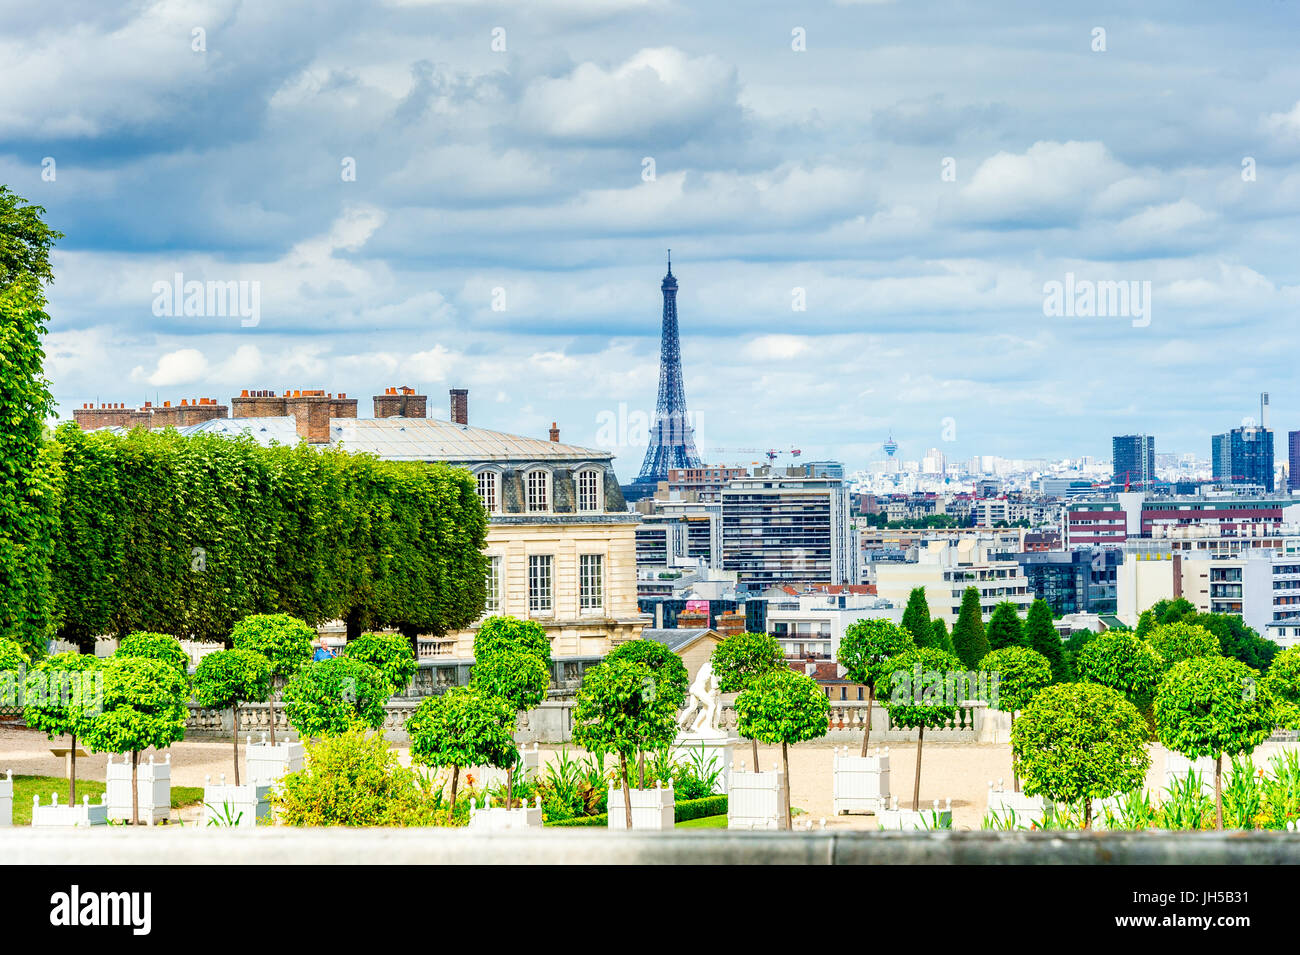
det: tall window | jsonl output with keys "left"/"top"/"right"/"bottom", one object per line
{"left": 476, "top": 470, "right": 498, "bottom": 513}
{"left": 528, "top": 555, "right": 553, "bottom": 614}
{"left": 527, "top": 470, "right": 549, "bottom": 512}
{"left": 579, "top": 554, "right": 603, "bottom": 611}
{"left": 577, "top": 469, "right": 600, "bottom": 512}
{"left": 484, "top": 556, "right": 501, "bottom": 614}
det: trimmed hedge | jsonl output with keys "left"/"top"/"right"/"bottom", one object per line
{"left": 546, "top": 794, "right": 728, "bottom": 827}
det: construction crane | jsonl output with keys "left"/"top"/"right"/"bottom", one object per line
{"left": 701, "top": 446, "right": 803, "bottom": 463}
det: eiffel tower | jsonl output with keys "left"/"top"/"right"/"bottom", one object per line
{"left": 627, "top": 252, "right": 704, "bottom": 498}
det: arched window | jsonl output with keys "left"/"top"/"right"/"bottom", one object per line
{"left": 475, "top": 469, "right": 499, "bottom": 513}
{"left": 576, "top": 468, "right": 602, "bottom": 512}
{"left": 526, "top": 469, "right": 550, "bottom": 512}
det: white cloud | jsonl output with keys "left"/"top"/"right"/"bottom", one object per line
{"left": 132, "top": 348, "right": 210, "bottom": 387}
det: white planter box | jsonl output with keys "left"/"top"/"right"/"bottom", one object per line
{"left": 32, "top": 793, "right": 108, "bottom": 828}
{"left": 202, "top": 777, "right": 271, "bottom": 828}
{"left": 877, "top": 798, "right": 953, "bottom": 830}
{"left": 727, "top": 769, "right": 788, "bottom": 830}
{"left": 106, "top": 753, "right": 171, "bottom": 824}
{"left": 468, "top": 796, "right": 544, "bottom": 831}
{"left": 467, "top": 744, "right": 542, "bottom": 791}
{"left": 986, "top": 781, "right": 1052, "bottom": 828}
{"left": 245, "top": 735, "right": 305, "bottom": 787}
{"left": 833, "top": 746, "right": 891, "bottom": 814}
{"left": 1164, "top": 752, "right": 1216, "bottom": 794}
{"left": 0, "top": 770, "right": 12, "bottom": 828}
{"left": 606, "top": 782, "right": 675, "bottom": 831}
{"left": 672, "top": 734, "right": 734, "bottom": 795}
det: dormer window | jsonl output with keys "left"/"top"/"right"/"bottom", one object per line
{"left": 526, "top": 469, "right": 550, "bottom": 512}
{"left": 476, "top": 469, "right": 499, "bottom": 513}
{"left": 577, "top": 468, "right": 601, "bottom": 512}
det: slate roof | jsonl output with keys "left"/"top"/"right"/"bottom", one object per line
{"left": 329, "top": 417, "right": 612, "bottom": 464}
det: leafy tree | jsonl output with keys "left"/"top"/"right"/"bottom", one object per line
{"left": 572, "top": 657, "right": 678, "bottom": 829}
{"left": 81, "top": 654, "right": 190, "bottom": 825}
{"left": 407, "top": 686, "right": 517, "bottom": 812}
{"left": 1149, "top": 597, "right": 1196, "bottom": 626}
{"left": 1011, "top": 682, "right": 1150, "bottom": 829}
{"left": 951, "top": 586, "right": 989, "bottom": 669}
{"left": 0, "top": 278, "right": 58, "bottom": 660}
{"left": 1147, "top": 621, "right": 1221, "bottom": 666}
{"left": 1024, "top": 599, "right": 1069, "bottom": 682}
{"left": 0, "top": 185, "right": 64, "bottom": 287}
{"left": 281, "top": 657, "right": 390, "bottom": 739}
{"left": 116, "top": 631, "right": 190, "bottom": 677}
{"left": 193, "top": 649, "right": 272, "bottom": 784}
{"left": 1155, "top": 656, "right": 1274, "bottom": 829}
{"left": 1185, "top": 612, "right": 1277, "bottom": 672}
{"left": 982, "top": 646, "right": 1052, "bottom": 791}
{"left": 878, "top": 646, "right": 964, "bottom": 810}
{"left": 986, "top": 601, "right": 1025, "bottom": 651}
{"left": 836, "top": 618, "right": 914, "bottom": 755}
{"left": 900, "top": 588, "right": 934, "bottom": 648}
{"left": 1076, "top": 628, "right": 1164, "bottom": 716}
{"left": 470, "top": 647, "right": 549, "bottom": 803}
{"left": 606, "top": 638, "right": 690, "bottom": 786}
{"left": 1134, "top": 609, "right": 1157, "bottom": 640}
{"left": 22, "top": 651, "right": 100, "bottom": 803}
{"left": 1262, "top": 645, "right": 1300, "bottom": 729}
{"left": 231, "top": 613, "right": 314, "bottom": 744}
{"left": 344, "top": 632, "right": 417, "bottom": 696}
{"left": 473, "top": 615, "right": 553, "bottom": 670}
{"left": 930, "top": 618, "right": 953, "bottom": 654}
{"left": 712, "top": 631, "right": 785, "bottom": 770}
{"left": 734, "top": 668, "right": 829, "bottom": 829}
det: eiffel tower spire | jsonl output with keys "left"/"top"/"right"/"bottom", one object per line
{"left": 636, "top": 252, "right": 703, "bottom": 483}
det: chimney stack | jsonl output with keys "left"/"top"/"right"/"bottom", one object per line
{"left": 549, "top": 422, "right": 560, "bottom": 442}
{"left": 373, "top": 386, "right": 426, "bottom": 419}
{"left": 449, "top": 388, "right": 468, "bottom": 426}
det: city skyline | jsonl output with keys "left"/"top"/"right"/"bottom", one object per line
{"left": 6, "top": 2, "right": 1300, "bottom": 472}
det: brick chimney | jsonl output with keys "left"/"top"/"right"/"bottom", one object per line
{"left": 549, "top": 422, "right": 560, "bottom": 442}
{"left": 449, "top": 388, "right": 468, "bottom": 426}
{"left": 715, "top": 610, "right": 746, "bottom": 638}
{"left": 284, "top": 390, "right": 334, "bottom": 444}
{"left": 676, "top": 608, "right": 709, "bottom": 630}
{"left": 373, "top": 386, "right": 426, "bottom": 419}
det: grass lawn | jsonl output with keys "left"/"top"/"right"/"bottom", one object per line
{"left": 10, "top": 775, "right": 205, "bottom": 826}
{"left": 675, "top": 814, "right": 728, "bottom": 829}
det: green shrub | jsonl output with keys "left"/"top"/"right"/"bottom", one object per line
{"left": 543, "top": 794, "right": 728, "bottom": 827}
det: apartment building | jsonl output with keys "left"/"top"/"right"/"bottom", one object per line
{"left": 874, "top": 537, "right": 1032, "bottom": 624}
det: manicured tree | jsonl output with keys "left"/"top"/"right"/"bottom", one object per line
{"left": 836, "top": 618, "right": 914, "bottom": 755}
{"left": 929, "top": 618, "right": 953, "bottom": 654}
{"left": 1075, "top": 628, "right": 1165, "bottom": 717}
{"left": 572, "top": 657, "right": 678, "bottom": 829}
{"left": 606, "top": 638, "right": 689, "bottom": 786}
{"left": 986, "top": 601, "right": 1025, "bottom": 651}
{"left": 900, "top": 588, "right": 934, "bottom": 648}
{"left": 230, "top": 613, "right": 314, "bottom": 744}
{"left": 877, "top": 646, "right": 963, "bottom": 810}
{"left": 951, "top": 586, "right": 989, "bottom": 669}
{"left": 22, "top": 652, "right": 100, "bottom": 803}
{"left": 1262, "top": 645, "right": 1300, "bottom": 729}
{"left": 407, "top": 686, "right": 517, "bottom": 812}
{"left": 193, "top": 649, "right": 272, "bottom": 785}
{"left": 344, "top": 632, "right": 418, "bottom": 696}
{"left": 1155, "top": 656, "right": 1274, "bottom": 830}
{"left": 281, "top": 657, "right": 390, "bottom": 739}
{"left": 981, "top": 646, "right": 1052, "bottom": 791}
{"left": 1134, "top": 609, "right": 1157, "bottom": 641}
{"left": 81, "top": 655, "right": 190, "bottom": 825}
{"left": 1147, "top": 620, "right": 1221, "bottom": 667}
{"left": 474, "top": 615, "right": 553, "bottom": 669}
{"left": 116, "top": 631, "right": 190, "bottom": 677}
{"left": 1186, "top": 612, "right": 1277, "bottom": 672}
{"left": 471, "top": 647, "right": 549, "bottom": 804}
{"left": 734, "top": 668, "right": 830, "bottom": 829}
{"left": 1024, "top": 599, "right": 1069, "bottom": 683}
{"left": 711, "top": 631, "right": 785, "bottom": 770}
{"left": 1011, "top": 682, "right": 1150, "bottom": 829}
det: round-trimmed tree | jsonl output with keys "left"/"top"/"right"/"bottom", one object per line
{"left": 193, "top": 649, "right": 273, "bottom": 784}
{"left": 836, "top": 618, "right": 914, "bottom": 755}
{"left": 473, "top": 615, "right": 553, "bottom": 670}
{"left": 981, "top": 646, "right": 1052, "bottom": 791}
{"left": 1262, "top": 645, "right": 1300, "bottom": 729}
{"left": 878, "top": 646, "right": 964, "bottom": 810}
{"left": 712, "top": 631, "right": 785, "bottom": 770}
{"left": 1011, "top": 682, "right": 1150, "bottom": 829}
{"left": 606, "top": 638, "right": 689, "bottom": 786}
{"left": 344, "top": 632, "right": 418, "bottom": 696}
{"left": 1147, "top": 621, "right": 1221, "bottom": 667}
{"left": 734, "top": 667, "right": 830, "bottom": 829}
{"left": 470, "top": 647, "right": 549, "bottom": 804}
{"left": 22, "top": 651, "right": 101, "bottom": 803}
{"left": 281, "top": 656, "right": 390, "bottom": 739}
{"left": 407, "top": 686, "right": 518, "bottom": 812}
{"left": 1155, "top": 655, "right": 1274, "bottom": 830}
{"left": 230, "top": 613, "right": 315, "bottom": 744}
{"left": 116, "top": 631, "right": 189, "bottom": 677}
{"left": 1076, "top": 628, "right": 1164, "bottom": 717}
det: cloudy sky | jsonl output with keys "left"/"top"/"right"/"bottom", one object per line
{"left": 5, "top": 0, "right": 1300, "bottom": 479}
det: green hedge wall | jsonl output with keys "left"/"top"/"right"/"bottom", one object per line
{"left": 546, "top": 794, "right": 728, "bottom": 827}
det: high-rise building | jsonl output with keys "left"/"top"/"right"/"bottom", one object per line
{"left": 1289, "top": 430, "right": 1300, "bottom": 493}
{"left": 626, "top": 253, "right": 703, "bottom": 500}
{"left": 1112, "top": 434, "right": 1155, "bottom": 488}
{"left": 1212, "top": 426, "right": 1274, "bottom": 492}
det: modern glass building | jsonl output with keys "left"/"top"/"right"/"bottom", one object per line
{"left": 1112, "top": 434, "right": 1155, "bottom": 488}
{"left": 1212, "top": 426, "right": 1274, "bottom": 492}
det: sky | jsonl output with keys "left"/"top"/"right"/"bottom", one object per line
{"left": 4, "top": 0, "right": 1300, "bottom": 481}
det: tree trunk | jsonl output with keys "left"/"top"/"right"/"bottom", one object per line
{"left": 1215, "top": 753, "right": 1223, "bottom": 831}
{"left": 619, "top": 753, "right": 633, "bottom": 830}
{"left": 912, "top": 725, "right": 924, "bottom": 812}
{"left": 751, "top": 737, "right": 760, "bottom": 773}
{"left": 638, "top": 748, "right": 645, "bottom": 788}
{"left": 1083, "top": 799, "right": 1092, "bottom": 830}
{"left": 507, "top": 765, "right": 515, "bottom": 808}
{"left": 267, "top": 678, "right": 276, "bottom": 746}
{"left": 69, "top": 733, "right": 77, "bottom": 805}
{"left": 860, "top": 684, "right": 875, "bottom": 756}
{"left": 450, "top": 764, "right": 460, "bottom": 813}
{"left": 232, "top": 703, "right": 240, "bottom": 786}
{"left": 131, "top": 750, "right": 139, "bottom": 827}
{"left": 781, "top": 741, "right": 792, "bottom": 830}
{"left": 1010, "top": 711, "right": 1018, "bottom": 792}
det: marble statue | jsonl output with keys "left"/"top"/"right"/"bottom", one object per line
{"left": 677, "top": 660, "right": 722, "bottom": 736}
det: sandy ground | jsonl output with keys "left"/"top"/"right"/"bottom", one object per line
{"left": 4, "top": 724, "right": 1294, "bottom": 830}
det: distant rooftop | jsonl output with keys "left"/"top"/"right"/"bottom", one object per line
{"left": 330, "top": 416, "right": 611, "bottom": 463}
